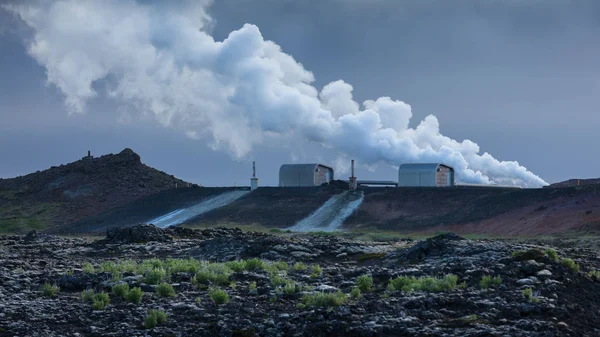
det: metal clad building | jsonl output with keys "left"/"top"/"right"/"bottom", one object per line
{"left": 398, "top": 163, "right": 455, "bottom": 187}
{"left": 279, "top": 164, "right": 334, "bottom": 187}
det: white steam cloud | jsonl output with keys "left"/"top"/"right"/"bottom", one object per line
{"left": 3, "top": 0, "right": 547, "bottom": 187}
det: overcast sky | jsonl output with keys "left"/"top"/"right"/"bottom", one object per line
{"left": 1, "top": 0, "right": 599, "bottom": 186}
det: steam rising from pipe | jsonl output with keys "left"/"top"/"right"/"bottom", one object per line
{"left": 3, "top": 0, "right": 547, "bottom": 187}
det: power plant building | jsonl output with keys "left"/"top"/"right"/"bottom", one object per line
{"left": 398, "top": 163, "right": 455, "bottom": 187}
{"left": 279, "top": 164, "right": 334, "bottom": 187}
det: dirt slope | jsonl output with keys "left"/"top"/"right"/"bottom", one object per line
{"left": 186, "top": 185, "right": 345, "bottom": 228}
{"left": 0, "top": 148, "right": 191, "bottom": 232}
{"left": 56, "top": 186, "right": 242, "bottom": 234}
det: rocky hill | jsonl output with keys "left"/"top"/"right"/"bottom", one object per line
{"left": 547, "top": 178, "right": 600, "bottom": 188}
{"left": 0, "top": 149, "right": 192, "bottom": 233}
{"left": 1, "top": 226, "right": 599, "bottom": 336}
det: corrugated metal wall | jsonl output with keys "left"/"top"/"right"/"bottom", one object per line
{"left": 399, "top": 171, "right": 436, "bottom": 186}
{"left": 436, "top": 166, "right": 453, "bottom": 187}
{"left": 314, "top": 165, "right": 333, "bottom": 185}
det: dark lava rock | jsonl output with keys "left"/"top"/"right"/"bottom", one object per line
{"left": 321, "top": 180, "right": 350, "bottom": 191}
{"left": 23, "top": 230, "right": 38, "bottom": 242}
{"left": 393, "top": 232, "right": 465, "bottom": 262}
{"left": 57, "top": 274, "right": 95, "bottom": 291}
{"left": 103, "top": 224, "right": 175, "bottom": 243}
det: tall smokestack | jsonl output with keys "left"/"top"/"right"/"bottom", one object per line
{"left": 250, "top": 161, "right": 258, "bottom": 191}
{"left": 349, "top": 159, "right": 357, "bottom": 191}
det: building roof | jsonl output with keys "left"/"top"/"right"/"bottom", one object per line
{"left": 279, "top": 163, "right": 334, "bottom": 173}
{"left": 398, "top": 163, "right": 454, "bottom": 172}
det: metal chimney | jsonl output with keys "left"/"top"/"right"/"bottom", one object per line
{"left": 349, "top": 159, "right": 358, "bottom": 191}
{"left": 250, "top": 161, "right": 258, "bottom": 190}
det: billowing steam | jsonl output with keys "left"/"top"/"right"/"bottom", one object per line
{"left": 3, "top": 0, "right": 547, "bottom": 187}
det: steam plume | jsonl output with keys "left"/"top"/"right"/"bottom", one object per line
{"left": 3, "top": 0, "right": 547, "bottom": 187}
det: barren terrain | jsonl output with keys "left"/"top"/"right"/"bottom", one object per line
{"left": 1, "top": 226, "right": 599, "bottom": 336}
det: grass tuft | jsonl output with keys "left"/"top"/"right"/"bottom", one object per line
{"left": 156, "top": 283, "right": 175, "bottom": 298}
{"left": 479, "top": 275, "right": 502, "bottom": 289}
{"left": 356, "top": 275, "right": 373, "bottom": 292}
{"left": 112, "top": 283, "right": 130, "bottom": 298}
{"left": 144, "top": 309, "right": 167, "bottom": 329}
{"left": 41, "top": 283, "right": 59, "bottom": 297}
{"left": 387, "top": 274, "right": 458, "bottom": 293}
{"left": 560, "top": 258, "right": 580, "bottom": 272}
{"left": 125, "top": 287, "right": 144, "bottom": 304}
{"left": 544, "top": 249, "right": 558, "bottom": 262}
{"left": 209, "top": 287, "right": 229, "bottom": 305}
{"left": 144, "top": 267, "right": 167, "bottom": 285}
{"left": 301, "top": 291, "right": 347, "bottom": 307}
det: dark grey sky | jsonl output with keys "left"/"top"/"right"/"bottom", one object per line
{"left": 1, "top": 0, "right": 599, "bottom": 186}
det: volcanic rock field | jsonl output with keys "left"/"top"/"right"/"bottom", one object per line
{"left": 1, "top": 226, "right": 599, "bottom": 336}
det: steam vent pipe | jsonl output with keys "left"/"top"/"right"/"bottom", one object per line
{"left": 349, "top": 159, "right": 358, "bottom": 191}
{"left": 250, "top": 161, "right": 258, "bottom": 190}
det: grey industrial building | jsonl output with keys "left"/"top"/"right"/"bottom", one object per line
{"left": 398, "top": 163, "right": 455, "bottom": 187}
{"left": 279, "top": 164, "right": 334, "bottom": 187}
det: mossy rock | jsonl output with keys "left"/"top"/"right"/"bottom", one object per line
{"left": 357, "top": 253, "right": 386, "bottom": 262}
{"left": 512, "top": 248, "right": 547, "bottom": 262}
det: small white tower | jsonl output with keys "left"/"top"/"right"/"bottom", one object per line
{"left": 250, "top": 161, "right": 259, "bottom": 190}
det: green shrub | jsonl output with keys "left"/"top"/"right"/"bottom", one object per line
{"left": 479, "top": 275, "right": 502, "bottom": 289}
{"left": 126, "top": 287, "right": 144, "bottom": 304}
{"left": 587, "top": 270, "right": 600, "bottom": 278}
{"left": 269, "top": 228, "right": 282, "bottom": 233}
{"left": 244, "top": 258, "right": 265, "bottom": 271}
{"left": 301, "top": 291, "right": 347, "bottom": 307}
{"left": 144, "top": 309, "right": 167, "bottom": 329}
{"left": 350, "top": 287, "right": 362, "bottom": 300}
{"left": 208, "top": 287, "right": 229, "bottom": 305}
{"left": 229, "top": 281, "right": 237, "bottom": 289}
{"left": 224, "top": 260, "right": 245, "bottom": 273}
{"left": 272, "top": 261, "right": 289, "bottom": 271}
{"left": 117, "top": 260, "right": 138, "bottom": 273}
{"left": 156, "top": 283, "right": 175, "bottom": 298}
{"left": 560, "top": 258, "right": 580, "bottom": 272}
{"left": 112, "top": 283, "right": 130, "bottom": 298}
{"left": 144, "top": 267, "right": 167, "bottom": 285}
{"left": 166, "top": 258, "right": 201, "bottom": 274}
{"left": 92, "top": 292, "right": 110, "bottom": 310}
{"left": 192, "top": 269, "right": 230, "bottom": 286}
{"left": 282, "top": 281, "right": 297, "bottom": 295}
{"left": 293, "top": 262, "right": 307, "bottom": 272}
{"left": 41, "top": 283, "right": 59, "bottom": 297}
{"left": 356, "top": 275, "right": 373, "bottom": 292}
{"left": 545, "top": 249, "right": 558, "bottom": 262}
{"left": 310, "top": 264, "right": 322, "bottom": 278}
{"left": 522, "top": 287, "right": 539, "bottom": 303}
{"left": 387, "top": 274, "right": 458, "bottom": 293}
{"left": 82, "top": 263, "right": 95, "bottom": 274}
{"left": 270, "top": 272, "right": 289, "bottom": 287}
{"left": 81, "top": 289, "right": 95, "bottom": 302}
{"left": 100, "top": 261, "right": 119, "bottom": 274}
{"left": 248, "top": 281, "right": 257, "bottom": 294}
